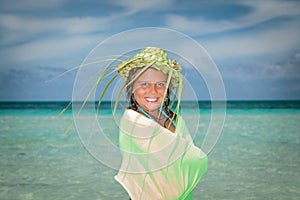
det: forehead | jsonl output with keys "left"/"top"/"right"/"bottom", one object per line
{"left": 135, "top": 68, "right": 167, "bottom": 82}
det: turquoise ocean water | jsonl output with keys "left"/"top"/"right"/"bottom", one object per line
{"left": 0, "top": 101, "right": 299, "bottom": 200}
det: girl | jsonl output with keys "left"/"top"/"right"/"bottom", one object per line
{"left": 114, "top": 47, "right": 208, "bottom": 200}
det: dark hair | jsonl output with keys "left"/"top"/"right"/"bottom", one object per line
{"left": 125, "top": 68, "right": 140, "bottom": 101}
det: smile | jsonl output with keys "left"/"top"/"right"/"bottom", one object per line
{"left": 144, "top": 97, "right": 159, "bottom": 102}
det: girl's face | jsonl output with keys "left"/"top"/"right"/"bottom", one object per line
{"left": 133, "top": 68, "right": 168, "bottom": 112}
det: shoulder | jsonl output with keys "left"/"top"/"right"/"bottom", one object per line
{"left": 122, "top": 109, "right": 152, "bottom": 126}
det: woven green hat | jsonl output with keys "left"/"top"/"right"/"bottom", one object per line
{"left": 117, "top": 47, "right": 182, "bottom": 88}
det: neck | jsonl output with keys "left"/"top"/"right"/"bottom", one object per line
{"left": 135, "top": 105, "right": 176, "bottom": 131}
{"left": 136, "top": 105, "right": 163, "bottom": 120}
{"left": 148, "top": 109, "right": 161, "bottom": 118}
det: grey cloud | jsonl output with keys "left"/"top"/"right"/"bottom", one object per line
{"left": 221, "top": 52, "right": 300, "bottom": 81}
{"left": 0, "top": 65, "right": 75, "bottom": 100}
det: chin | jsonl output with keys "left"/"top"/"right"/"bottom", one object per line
{"left": 145, "top": 104, "right": 161, "bottom": 112}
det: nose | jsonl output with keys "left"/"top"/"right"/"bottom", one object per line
{"left": 148, "top": 83, "right": 158, "bottom": 94}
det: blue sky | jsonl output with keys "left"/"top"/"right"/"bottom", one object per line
{"left": 0, "top": 0, "right": 299, "bottom": 101}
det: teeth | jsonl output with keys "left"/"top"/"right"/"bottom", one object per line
{"left": 145, "top": 98, "right": 158, "bottom": 102}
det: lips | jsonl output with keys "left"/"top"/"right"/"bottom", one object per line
{"left": 144, "top": 97, "right": 159, "bottom": 102}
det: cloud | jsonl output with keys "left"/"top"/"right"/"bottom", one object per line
{"left": 163, "top": 1, "right": 300, "bottom": 61}
{"left": 222, "top": 51, "right": 300, "bottom": 81}
{"left": 0, "top": 12, "right": 125, "bottom": 66}
{"left": 1, "top": 0, "right": 299, "bottom": 100}
{"left": 274, "top": 52, "right": 300, "bottom": 79}
{"left": 165, "top": 0, "right": 300, "bottom": 36}
{"left": 0, "top": 33, "right": 106, "bottom": 65}
{"left": 241, "top": 0, "right": 300, "bottom": 24}
{"left": 219, "top": 51, "right": 300, "bottom": 100}
{"left": 1, "top": 0, "right": 65, "bottom": 11}
{"left": 165, "top": 15, "right": 236, "bottom": 36}
{"left": 0, "top": 14, "right": 114, "bottom": 45}
{"left": 0, "top": 64, "right": 75, "bottom": 101}
{"left": 7, "top": 0, "right": 299, "bottom": 66}
{"left": 111, "top": 0, "right": 174, "bottom": 15}
{"left": 204, "top": 18, "right": 300, "bottom": 60}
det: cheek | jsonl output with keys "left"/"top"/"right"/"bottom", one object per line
{"left": 134, "top": 87, "right": 145, "bottom": 97}
{"left": 157, "top": 87, "right": 166, "bottom": 95}
{"left": 133, "top": 88, "right": 146, "bottom": 103}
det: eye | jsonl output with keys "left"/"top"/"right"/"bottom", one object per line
{"left": 156, "top": 82, "right": 166, "bottom": 87}
{"left": 140, "top": 82, "right": 148, "bottom": 87}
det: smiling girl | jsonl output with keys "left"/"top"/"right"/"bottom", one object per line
{"left": 114, "top": 47, "right": 208, "bottom": 200}
{"left": 127, "top": 67, "right": 176, "bottom": 133}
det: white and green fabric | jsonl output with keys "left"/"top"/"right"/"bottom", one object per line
{"left": 115, "top": 109, "right": 208, "bottom": 200}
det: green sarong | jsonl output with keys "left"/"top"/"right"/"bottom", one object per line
{"left": 115, "top": 109, "right": 208, "bottom": 200}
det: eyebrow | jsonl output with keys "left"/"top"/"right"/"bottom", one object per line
{"left": 136, "top": 81, "right": 167, "bottom": 83}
